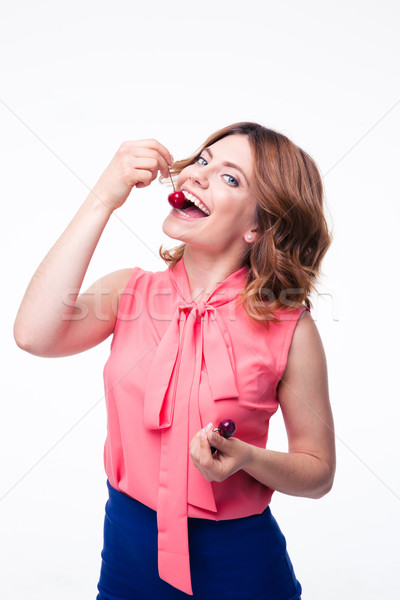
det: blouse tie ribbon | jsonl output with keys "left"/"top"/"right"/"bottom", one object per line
{"left": 143, "top": 300, "right": 239, "bottom": 595}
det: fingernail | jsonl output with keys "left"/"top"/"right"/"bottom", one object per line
{"left": 204, "top": 422, "right": 213, "bottom": 432}
{"left": 200, "top": 429, "right": 206, "bottom": 440}
{"left": 210, "top": 431, "right": 218, "bottom": 442}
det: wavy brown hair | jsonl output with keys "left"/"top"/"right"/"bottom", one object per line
{"left": 159, "top": 122, "right": 332, "bottom": 327}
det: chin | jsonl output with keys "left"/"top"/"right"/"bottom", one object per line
{"left": 162, "top": 219, "right": 185, "bottom": 242}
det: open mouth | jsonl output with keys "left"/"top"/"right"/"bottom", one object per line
{"left": 175, "top": 190, "right": 211, "bottom": 219}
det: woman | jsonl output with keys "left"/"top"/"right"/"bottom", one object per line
{"left": 14, "top": 122, "right": 336, "bottom": 599}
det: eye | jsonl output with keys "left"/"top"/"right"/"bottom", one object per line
{"left": 223, "top": 174, "right": 239, "bottom": 187}
{"left": 195, "top": 155, "right": 208, "bottom": 166}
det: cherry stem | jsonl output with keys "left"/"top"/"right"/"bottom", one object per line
{"left": 168, "top": 167, "right": 176, "bottom": 192}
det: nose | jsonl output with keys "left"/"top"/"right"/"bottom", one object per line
{"left": 188, "top": 164, "right": 209, "bottom": 188}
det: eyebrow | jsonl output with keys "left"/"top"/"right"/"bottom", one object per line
{"left": 203, "top": 147, "right": 249, "bottom": 187}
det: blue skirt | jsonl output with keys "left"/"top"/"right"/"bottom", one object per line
{"left": 96, "top": 480, "right": 302, "bottom": 600}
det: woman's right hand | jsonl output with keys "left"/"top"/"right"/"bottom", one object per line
{"left": 14, "top": 138, "right": 174, "bottom": 357}
{"left": 92, "top": 139, "right": 174, "bottom": 212}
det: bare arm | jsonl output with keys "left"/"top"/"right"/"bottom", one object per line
{"left": 241, "top": 311, "right": 336, "bottom": 498}
{"left": 190, "top": 311, "right": 336, "bottom": 499}
{"left": 14, "top": 194, "right": 113, "bottom": 356}
{"left": 14, "top": 139, "right": 173, "bottom": 357}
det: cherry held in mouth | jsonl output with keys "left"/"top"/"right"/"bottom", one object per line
{"left": 167, "top": 165, "right": 186, "bottom": 208}
{"left": 168, "top": 190, "right": 186, "bottom": 209}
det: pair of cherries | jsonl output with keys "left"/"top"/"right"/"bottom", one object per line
{"left": 167, "top": 167, "right": 186, "bottom": 209}
{"left": 209, "top": 419, "right": 237, "bottom": 454}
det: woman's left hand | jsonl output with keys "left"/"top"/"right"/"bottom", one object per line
{"left": 189, "top": 423, "right": 252, "bottom": 482}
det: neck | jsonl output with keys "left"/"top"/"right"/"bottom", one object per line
{"left": 182, "top": 246, "right": 245, "bottom": 303}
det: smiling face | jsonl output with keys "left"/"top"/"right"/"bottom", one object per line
{"left": 162, "top": 134, "right": 259, "bottom": 258}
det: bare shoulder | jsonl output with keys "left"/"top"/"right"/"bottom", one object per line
{"left": 285, "top": 309, "right": 327, "bottom": 374}
{"left": 84, "top": 267, "right": 134, "bottom": 296}
{"left": 96, "top": 267, "right": 134, "bottom": 288}
{"left": 277, "top": 308, "right": 330, "bottom": 425}
{"left": 277, "top": 309, "right": 328, "bottom": 399}
{"left": 77, "top": 267, "right": 135, "bottom": 320}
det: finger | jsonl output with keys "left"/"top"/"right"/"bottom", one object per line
{"left": 201, "top": 422, "right": 214, "bottom": 443}
{"left": 198, "top": 433, "right": 226, "bottom": 482}
{"left": 198, "top": 425, "right": 215, "bottom": 466}
{"left": 207, "top": 430, "right": 227, "bottom": 454}
{"left": 129, "top": 139, "right": 174, "bottom": 168}
{"left": 199, "top": 429, "right": 213, "bottom": 457}
{"left": 130, "top": 157, "right": 160, "bottom": 180}
{"left": 143, "top": 139, "right": 174, "bottom": 167}
{"left": 190, "top": 425, "right": 212, "bottom": 464}
{"left": 189, "top": 429, "right": 204, "bottom": 462}
{"left": 134, "top": 169, "right": 154, "bottom": 188}
{"left": 129, "top": 148, "right": 171, "bottom": 178}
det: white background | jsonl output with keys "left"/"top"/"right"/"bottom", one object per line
{"left": 1, "top": 1, "right": 399, "bottom": 598}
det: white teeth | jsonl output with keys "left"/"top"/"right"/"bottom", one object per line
{"left": 175, "top": 208, "right": 190, "bottom": 218}
{"left": 183, "top": 190, "right": 211, "bottom": 216}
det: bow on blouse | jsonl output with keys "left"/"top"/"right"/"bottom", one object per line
{"left": 143, "top": 298, "right": 240, "bottom": 595}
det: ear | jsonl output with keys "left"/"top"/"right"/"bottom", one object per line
{"left": 244, "top": 227, "right": 259, "bottom": 244}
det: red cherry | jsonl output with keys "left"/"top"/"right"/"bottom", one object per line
{"left": 168, "top": 191, "right": 186, "bottom": 209}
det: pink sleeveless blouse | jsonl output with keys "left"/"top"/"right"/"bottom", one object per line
{"left": 103, "top": 257, "right": 309, "bottom": 595}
